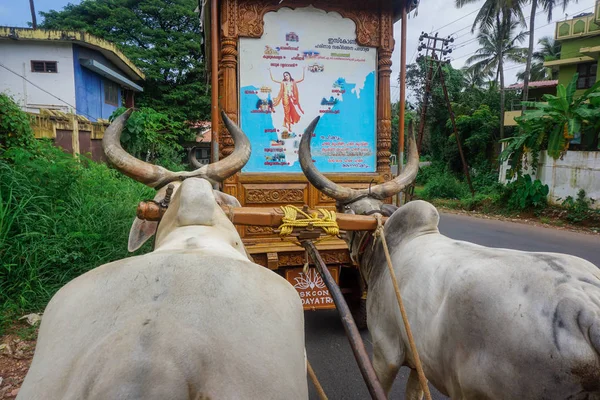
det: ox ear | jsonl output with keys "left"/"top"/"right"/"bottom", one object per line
{"left": 213, "top": 190, "right": 242, "bottom": 208}
{"left": 128, "top": 217, "right": 158, "bottom": 252}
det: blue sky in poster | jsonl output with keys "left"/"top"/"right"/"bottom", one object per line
{"left": 241, "top": 72, "right": 376, "bottom": 173}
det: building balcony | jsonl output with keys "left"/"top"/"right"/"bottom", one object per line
{"left": 555, "top": 13, "right": 600, "bottom": 41}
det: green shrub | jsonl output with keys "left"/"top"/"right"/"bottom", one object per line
{"left": 0, "top": 93, "right": 36, "bottom": 151}
{"left": 0, "top": 143, "right": 154, "bottom": 331}
{"left": 422, "top": 171, "right": 469, "bottom": 200}
{"left": 110, "top": 107, "right": 194, "bottom": 170}
{"left": 505, "top": 175, "right": 549, "bottom": 210}
{"left": 415, "top": 161, "right": 445, "bottom": 186}
{"left": 561, "top": 189, "right": 596, "bottom": 224}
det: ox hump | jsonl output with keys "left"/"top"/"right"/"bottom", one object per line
{"left": 385, "top": 200, "right": 440, "bottom": 244}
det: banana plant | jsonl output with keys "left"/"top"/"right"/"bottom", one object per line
{"left": 501, "top": 73, "right": 600, "bottom": 177}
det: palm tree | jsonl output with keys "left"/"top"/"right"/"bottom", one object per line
{"left": 462, "top": 66, "right": 491, "bottom": 88}
{"left": 517, "top": 36, "right": 561, "bottom": 82}
{"left": 456, "top": 0, "right": 527, "bottom": 142}
{"left": 466, "top": 15, "right": 528, "bottom": 139}
{"left": 521, "top": 0, "right": 577, "bottom": 112}
{"left": 455, "top": 0, "right": 526, "bottom": 32}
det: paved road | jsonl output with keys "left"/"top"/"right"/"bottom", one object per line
{"left": 305, "top": 212, "right": 600, "bottom": 399}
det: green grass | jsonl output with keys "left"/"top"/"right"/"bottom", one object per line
{"left": 0, "top": 143, "right": 155, "bottom": 333}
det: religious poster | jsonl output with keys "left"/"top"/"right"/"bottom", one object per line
{"left": 239, "top": 6, "right": 378, "bottom": 173}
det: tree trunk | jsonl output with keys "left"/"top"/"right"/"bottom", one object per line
{"left": 29, "top": 0, "right": 37, "bottom": 29}
{"left": 497, "top": 12, "right": 505, "bottom": 142}
{"left": 522, "top": 0, "right": 537, "bottom": 114}
{"left": 500, "top": 58, "right": 505, "bottom": 141}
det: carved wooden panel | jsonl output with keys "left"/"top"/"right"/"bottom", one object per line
{"left": 235, "top": 0, "right": 381, "bottom": 48}
{"left": 243, "top": 183, "right": 308, "bottom": 205}
{"left": 244, "top": 225, "right": 274, "bottom": 237}
{"left": 218, "top": 0, "right": 397, "bottom": 255}
{"left": 250, "top": 249, "right": 352, "bottom": 268}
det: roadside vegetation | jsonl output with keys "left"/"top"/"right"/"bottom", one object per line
{"left": 398, "top": 1, "right": 600, "bottom": 232}
{"left": 0, "top": 94, "right": 161, "bottom": 333}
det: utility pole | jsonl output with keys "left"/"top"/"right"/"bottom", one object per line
{"left": 29, "top": 0, "right": 37, "bottom": 29}
{"left": 411, "top": 32, "right": 475, "bottom": 197}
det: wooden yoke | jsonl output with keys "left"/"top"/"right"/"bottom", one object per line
{"left": 136, "top": 200, "right": 386, "bottom": 231}
{"left": 222, "top": 206, "right": 387, "bottom": 231}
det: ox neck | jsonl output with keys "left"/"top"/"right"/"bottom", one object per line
{"left": 154, "top": 226, "right": 249, "bottom": 262}
{"left": 349, "top": 230, "right": 380, "bottom": 284}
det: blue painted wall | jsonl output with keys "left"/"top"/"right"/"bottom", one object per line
{"left": 73, "top": 45, "right": 122, "bottom": 121}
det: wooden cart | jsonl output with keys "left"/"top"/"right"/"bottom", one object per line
{"left": 198, "top": 0, "right": 416, "bottom": 323}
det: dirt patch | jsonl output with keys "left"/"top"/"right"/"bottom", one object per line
{"left": 0, "top": 328, "right": 38, "bottom": 399}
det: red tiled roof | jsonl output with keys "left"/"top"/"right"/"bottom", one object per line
{"left": 197, "top": 130, "right": 211, "bottom": 143}
{"left": 187, "top": 121, "right": 212, "bottom": 143}
{"left": 507, "top": 80, "right": 558, "bottom": 90}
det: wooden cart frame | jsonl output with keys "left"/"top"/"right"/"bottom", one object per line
{"left": 199, "top": 0, "right": 415, "bottom": 317}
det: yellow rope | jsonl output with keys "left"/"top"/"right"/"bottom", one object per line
{"left": 278, "top": 205, "right": 339, "bottom": 237}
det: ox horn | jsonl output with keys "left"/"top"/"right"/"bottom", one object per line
{"left": 103, "top": 109, "right": 251, "bottom": 188}
{"left": 299, "top": 117, "right": 419, "bottom": 203}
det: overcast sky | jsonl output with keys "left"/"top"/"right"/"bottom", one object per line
{"left": 390, "top": 0, "right": 595, "bottom": 101}
{"left": 1, "top": 0, "right": 595, "bottom": 102}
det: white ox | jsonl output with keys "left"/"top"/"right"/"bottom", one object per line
{"left": 299, "top": 116, "right": 600, "bottom": 399}
{"left": 18, "top": 111, "right": 308, "bottom": 400}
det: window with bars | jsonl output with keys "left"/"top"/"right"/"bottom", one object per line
{"left": 104, "top": 80, "right": 120, "bottom": 106}
{"left": 577, "top": 62, "right": 597, "bottom": 89}
{"left": 31, "top": 61, "right": 58, "bottom": 73}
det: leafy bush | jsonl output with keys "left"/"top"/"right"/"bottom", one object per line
{"left": 505, "top": 174, "right": 549, "bottom": 210}
{"left": 415, "top": 162, "right": 445, "bottom": 186}
{"left": 110, "top": 107, "right": 194, "bottom": 171}
{"left": 421, "top": 171, "right": 469, "bottom": 200}
{"left": 0, "top": 93, "right": 36, "bottom": 151}
{"left": 470, "top": 161, "right": 506, "bottom": 196}
{"left": 561, "top": 189, "right": 596, "bottom": 224}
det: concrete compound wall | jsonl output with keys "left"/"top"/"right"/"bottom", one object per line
{"left": 500, "top": 150, "right": 600, "bottom": 209}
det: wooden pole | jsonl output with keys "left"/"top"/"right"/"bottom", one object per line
{"left": 210, "top": 0, "right": 219, "bottom": 170}
{"left": 29, "top": 0, "right": 37, "bottom": 29}
{"left": 302, "top": 241, "right": 388, "bottom": 400}
{"left": 397, "top": 4, "right": 408, "bottom": 206}
{"left": 71, "top": 112, "right": 80, "bottom": 160}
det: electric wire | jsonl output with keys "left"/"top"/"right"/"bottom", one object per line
{"left": 0, "top": 61, "right": 105, "bottom": 121}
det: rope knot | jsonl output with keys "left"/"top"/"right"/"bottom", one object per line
{"left": 277, "top": 205, "right": 340, "bottom": 245}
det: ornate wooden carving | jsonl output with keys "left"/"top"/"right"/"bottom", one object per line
{"left": 220, "top": 1, "right": 240, "bottom": 160}
{"left": 245, "top": 188, "right": 305, "bottom": 204}
{"left": 376, "top": 4, "right": 394, "bottom": 181}
{"left": 274, "top": 249, "right": 352, "bottom": 267}
{"left": 236, "top": 0, "right": 380, "bottom": 47}
{"left": 319, "top": 192, "right": 336, "bottom": 203}
{"left": 245, "top": 226, "right": 274, "bottom": 235}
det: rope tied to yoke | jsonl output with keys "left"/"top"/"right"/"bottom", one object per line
{"left": 277, "top": 205, "right": 340, "bottom": 273}
{"left": 373, "top": 213, "right": 433, "bottom": 400}
{"left": 279, "top": 205, "right": 339, "bottom": 237}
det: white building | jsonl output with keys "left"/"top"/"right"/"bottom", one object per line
{"left": 0, "top": 27, "right": 144, "bottom": 121}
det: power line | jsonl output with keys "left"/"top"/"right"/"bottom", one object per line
{"left": 449, "top": 5, "right": 594, "bottom": 66}
{"left": 448, "top": 0, "right": 572, "bottom": 52}
{"left": 428, "top": 8, "right": 481, "bottom": 35}
{"left": 0, "top": 61, "right": 97, "bottom": 121}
